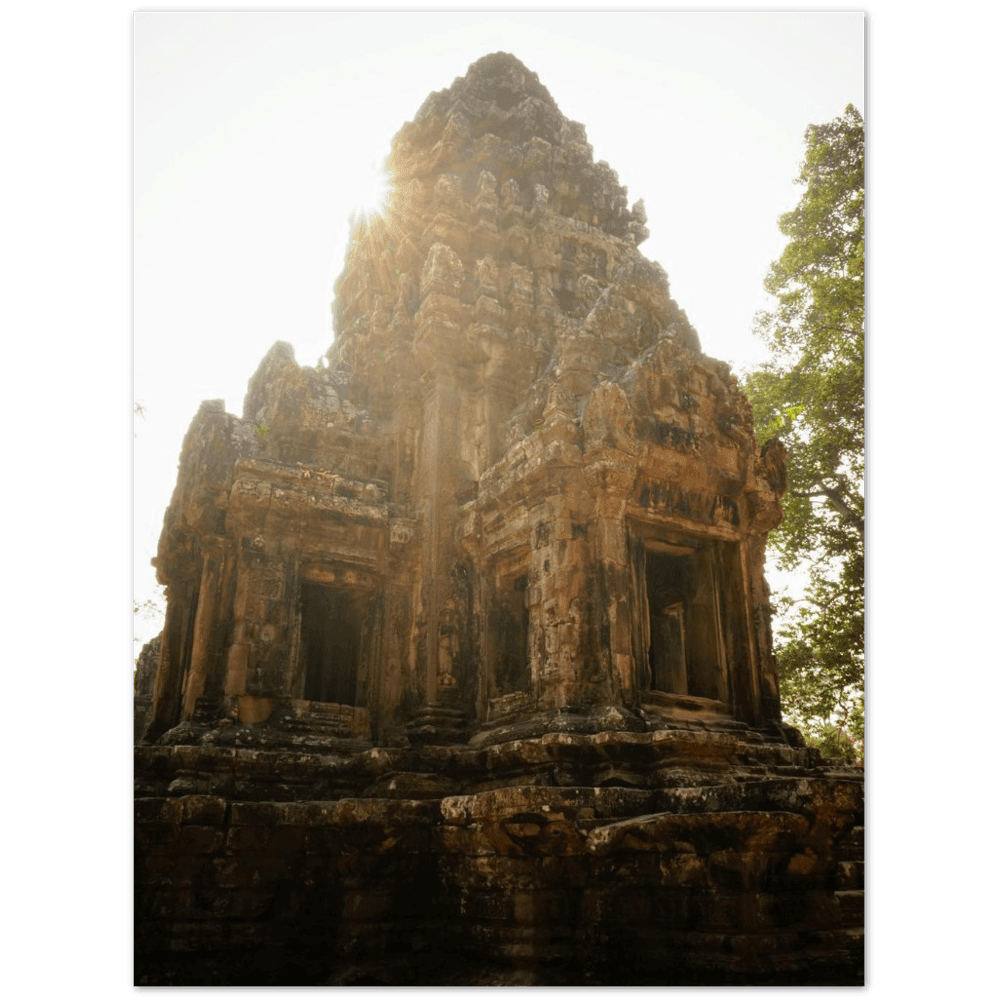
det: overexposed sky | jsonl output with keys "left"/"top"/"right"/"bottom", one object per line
{"left": 134, "top": 10, "right": 864, "bottom": 641}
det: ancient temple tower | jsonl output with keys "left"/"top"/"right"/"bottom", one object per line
{"left": 141, "top": 52, "right": 789, "bottom": 748}
{"left": 136, "top": 54, "right": 863, "bottom": 988}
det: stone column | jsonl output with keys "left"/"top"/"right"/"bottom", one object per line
{"left": 416, "top": 371, "right": 446, "bottom": 706}
{"left": 180, "top": 540, "right": 224, "bottom": 720}
{"left": 721, "top": 539, "right": 764, "bottom": 726}
{"left": 144, "top": 571, "right": 197, "bottom": 741}
{"left": 409, "top": 242, "right": 470, "bottom": 738}
{"left": 581, "top": 383, "right": 640, "bottom": 708}
{"left": 741, "top": 535, "right": 769, "bottom": 724}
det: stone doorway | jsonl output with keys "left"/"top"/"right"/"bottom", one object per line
{"left": 299, "top": 582, "right": 367, "bottom": 705}
{"left": 490, "top": 573, "right": 530, "bottom": 696}
{"left": 643, "top": 544, "right": 728, "bottom": 704}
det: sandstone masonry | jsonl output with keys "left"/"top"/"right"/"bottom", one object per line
{"left": 135, "top": 53, "right": 863, "bottom": 986}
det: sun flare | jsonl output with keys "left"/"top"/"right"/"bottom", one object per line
{"left": 354, "top": 158, "right": 391, "bottom": 221}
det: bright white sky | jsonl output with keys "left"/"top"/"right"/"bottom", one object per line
{"left": 133, "top": 10, "right": 864, "bottom": 644}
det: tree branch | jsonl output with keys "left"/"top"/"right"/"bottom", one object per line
{"left": 790, "top": 485, "right": 864, "bottom": 533}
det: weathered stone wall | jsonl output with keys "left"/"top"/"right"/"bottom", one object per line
{"left": 136, "top": 733, "right": 863, "bottom": 985}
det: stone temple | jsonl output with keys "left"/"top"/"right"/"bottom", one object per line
{"left": 135, "top": 54, "right": 863, "bottom": 986}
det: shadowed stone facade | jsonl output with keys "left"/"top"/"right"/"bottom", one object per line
{"left": 135, "top": 53, "right": 863, "bottom": 986}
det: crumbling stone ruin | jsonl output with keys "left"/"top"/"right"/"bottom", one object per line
{"left": 135, "top": 53, "right": 863, "bottom": 986}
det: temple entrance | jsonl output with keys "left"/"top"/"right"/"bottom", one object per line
{"left": 300, "top": 582, "right": 367, "bottom": 705}
{"left": 644, "top": 544, "right": 727, "bottom": 703}
{"left": 650, "top": 600, "right": 687, "bottom": 694}
{"left": 491, "top": 574, "right": 530, "bottom": 695}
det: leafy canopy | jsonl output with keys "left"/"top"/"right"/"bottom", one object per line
{"left": 743, "top": 105, "right": 864, "bottom": 751}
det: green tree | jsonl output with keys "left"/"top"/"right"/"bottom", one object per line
{"left": 743, "top": 105, "right": 864, "bottom": 751}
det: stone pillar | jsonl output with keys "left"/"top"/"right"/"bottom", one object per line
{"left": 721, "top": 539, "right": 764, "bottom": 726}
{"left": 685, "top": 546, "right": 727, "bottom": 703}
{"left": 371, "top": 552, "right": 414, "bottom": 744}
{"left": 580, "top": 382, "right": 640, "bottom": 708}
{"left": 532, "top": 498, "right": 594, "bottom": 711}
{"left": 587, "top": 464, "right": 638, "bottom": 704}
{"left": 180, "top": 540, "right": 225, "bottom": 721}
{"left": 408, "top": 242, "right": 471, "bottom": 740}
{"left": 222, "top": 542, "right": 265, "bottom": 709}
{"left": 416, "top": 371, "right": 446, "bottom": 707}
{"left": 743, "top": 534, "right": 771, "bottom": 724}
{"left": 144, "top": 572, "right": 197, "bottom": 741}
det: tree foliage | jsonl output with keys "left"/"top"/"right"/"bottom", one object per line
{"left": 743, "top": 105, "right": 864, "bottom": 748}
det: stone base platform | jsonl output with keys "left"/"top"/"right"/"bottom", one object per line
{"left": 135, "top": 726, "right": 863, "bottom": 985}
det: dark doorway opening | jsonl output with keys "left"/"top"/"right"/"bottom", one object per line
{"left": 492, "top": 574, "right": 530, "bottom": 695}
{"left": 645, "top": 546, "right": 726, "bottom": 702}
{"left": 646, "top": 552, "right": 688, "bottom": 694}
{"left": 300, "top": 583, "right": 367, "bottom": 705}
